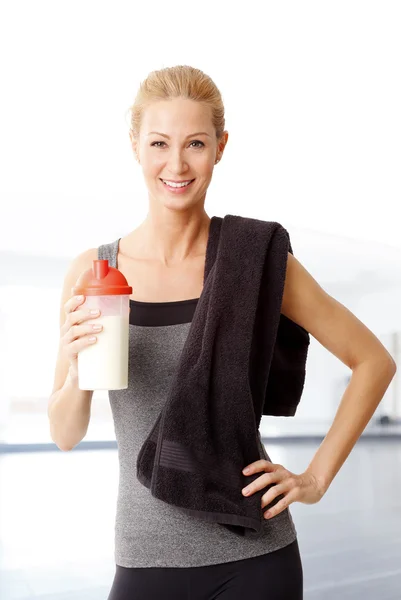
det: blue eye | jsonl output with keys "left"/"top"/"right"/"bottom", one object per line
{"left": 151, "top": 140, "right": 204, "bottom": 148}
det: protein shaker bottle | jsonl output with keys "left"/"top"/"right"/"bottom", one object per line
{"left": 72, "top": 259, "right": 132, "bottom": 390}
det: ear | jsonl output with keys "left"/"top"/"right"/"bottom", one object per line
{"left": 219, "top": 131, "right": 229, "bottom": 152}
{"left": 129, "top": 132, "right": 140, "bottom": 163}
{"left": 217, "top": 131, "right": 229, "bottom": 161}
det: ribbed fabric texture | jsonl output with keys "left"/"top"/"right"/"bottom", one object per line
{"left": 98, "top": 238, "right": 297, "bottom": 568}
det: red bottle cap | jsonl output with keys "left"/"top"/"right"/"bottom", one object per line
{"left": 72, "top": 260, "right": 133, "bottom": 297}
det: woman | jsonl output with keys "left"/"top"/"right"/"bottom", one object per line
{"left": 50, "top": 65, "right": 396, "bottom": 599}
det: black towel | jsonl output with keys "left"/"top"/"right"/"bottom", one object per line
{"left": 136, "top": 214, "right": 310, "bottom": 537}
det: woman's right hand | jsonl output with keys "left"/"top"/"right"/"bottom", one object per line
{"left": 60, "top": 295, "right": 103, "bottom": 383}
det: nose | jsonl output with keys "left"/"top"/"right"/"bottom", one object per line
{"left": 166, "top": 150, "right": 189, "bottom": 175}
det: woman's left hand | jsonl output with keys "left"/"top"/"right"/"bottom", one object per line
{"left": 241, "top": 460, "right": 326, "bottom": 519}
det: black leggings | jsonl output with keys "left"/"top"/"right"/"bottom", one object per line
{"left": 107, "top": 538, "right": 303, "bottom": 599}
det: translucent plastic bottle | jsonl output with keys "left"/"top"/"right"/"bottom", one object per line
{"left": 72, "top": 259, "right": 132, "bottom": 390}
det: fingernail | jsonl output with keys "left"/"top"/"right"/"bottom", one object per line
{"left": 243, "top": 467, "right": 250, "bottom": 474}
{"left": 242, "top": 487, "right": 250, "bottom": 495}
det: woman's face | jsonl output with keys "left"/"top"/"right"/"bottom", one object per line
{"left": 130, "top": 97, "right": 227, "bottom": 210}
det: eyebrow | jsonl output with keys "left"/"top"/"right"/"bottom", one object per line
{"left": 146, "top": 131, "right": 211, "bottom": 139}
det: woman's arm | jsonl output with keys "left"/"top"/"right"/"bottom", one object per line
{"left": 280, "top": 252, "right": 397, "bottom": 493}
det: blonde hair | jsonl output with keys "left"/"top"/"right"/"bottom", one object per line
{"left": 125, "top": 65, "right": 225, "bottom": 141}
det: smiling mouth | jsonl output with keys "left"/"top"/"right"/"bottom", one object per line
{"left": 160, "top": 178, "right": 195, "bottom": 188}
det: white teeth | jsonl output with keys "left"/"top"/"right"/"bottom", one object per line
{"left": 162, "top": 179, "right": 193, "bottom": 188}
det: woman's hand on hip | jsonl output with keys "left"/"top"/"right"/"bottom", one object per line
{"left": 241, "top": 460, "right": 326, "bottom": 519}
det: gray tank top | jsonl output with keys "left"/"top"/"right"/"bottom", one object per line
{"left": 98, "top": 239, "right": 297, "bottom": 568}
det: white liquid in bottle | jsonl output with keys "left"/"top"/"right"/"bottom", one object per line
{"left": 78, "top": 315, "right": 129, "bottom": 390}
